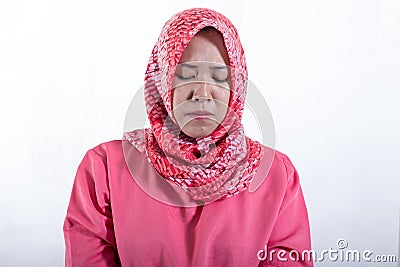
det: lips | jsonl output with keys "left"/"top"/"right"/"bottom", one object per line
{"left": 189, "top": 111, "right": 213, "bottom": 116}
{"left": 187, "top": 110, "right": 214, "bottom": 119}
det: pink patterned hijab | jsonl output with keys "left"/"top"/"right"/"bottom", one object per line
{"left": 123, "top": 8, "right": 263, "bottom": 203}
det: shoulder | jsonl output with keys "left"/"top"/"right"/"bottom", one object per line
{"left": 76, "top": 140, "right": 127, "bottom": 173}
{"left": 272, "top": 148, "right": 298, "bottom": 181}
{"left": 73, "top": 140, "right": 134, "bottom": 188}
{"left": 83, "top": 139, "right": 125, "bottom": 160}
{"left": 89, "top": 139, "right": 123, "bottom": 154}
{"left": 249, "top": 146, "right": 300, "bottom": 193}
{"left": 259, "top": 146, "right": 298, "bottom": 182}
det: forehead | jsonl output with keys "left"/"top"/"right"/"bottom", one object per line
{"left": 178, "top": 30, "right": 229, "bottom": 65}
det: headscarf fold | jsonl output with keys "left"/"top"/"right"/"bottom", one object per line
{"left": 123, "top": 8, "right": 263, "bottom": 203}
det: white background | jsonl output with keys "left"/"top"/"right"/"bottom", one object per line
{"left": 1, "top": 0, "right": 399, "bottom": 266}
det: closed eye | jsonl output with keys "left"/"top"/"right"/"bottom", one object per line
{"left": 212, "top": 77, "right": 228, "bottom": 83}
{"left": 175, "top": 74, "right": 196, "bottom": 80}
{"left": 213, "top": 77, "right": 228, "bottom": 83}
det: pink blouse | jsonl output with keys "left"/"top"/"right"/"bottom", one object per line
{"left": 63, "top": 140, "right": 313, "bottom": 267}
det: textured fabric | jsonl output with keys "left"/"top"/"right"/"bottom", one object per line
{"left": 123, "top": 7, "right": 263, "bottom": 203}
{"left": 63, "top": 140, "right": 314, "bottom": 267}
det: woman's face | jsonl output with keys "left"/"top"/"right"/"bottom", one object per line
{"left": 172, "top": 29, "right": 231, "bottom": 139}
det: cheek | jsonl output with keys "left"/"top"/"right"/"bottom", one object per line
{"left": 172, "top": 78, "right": 182, "bottom": 110}
{"left": 224, "top": 90, "right": 231, "bottom": 105}
{"left": 172, "top": 87, "right": 191, "bottom": 120}
{"left": 172, "top": 88, "right": 184, "bottom": 110}
{"left": 216, "top": 89, "right": 231, "bottom": 106}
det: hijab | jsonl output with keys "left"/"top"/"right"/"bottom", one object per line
{"left": 123, "top": 8, "right": 264, "bottom": 203}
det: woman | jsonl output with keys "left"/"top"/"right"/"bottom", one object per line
{"left": 63, "top": 8, "right": 313, "bottom": 267}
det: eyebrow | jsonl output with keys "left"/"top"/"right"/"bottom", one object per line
{"left": 179, "top": 63, "right": 198, "bottom": 69}
{"left": 210, "top": 65, "right": 228, "bottom": 70}
{"left": 179, "top": 63, "right": 229, "bottom": 70}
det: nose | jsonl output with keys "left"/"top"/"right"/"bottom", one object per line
{"left": 192, "top": 82, "right": 212, "bottom": 102}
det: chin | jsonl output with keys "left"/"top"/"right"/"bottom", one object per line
{"left": 183, "top": 127, "right": 215, "bottom": 138}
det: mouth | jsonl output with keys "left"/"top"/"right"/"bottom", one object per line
{"left": 187, "top": 110, "right": 215, "bottom": 119}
